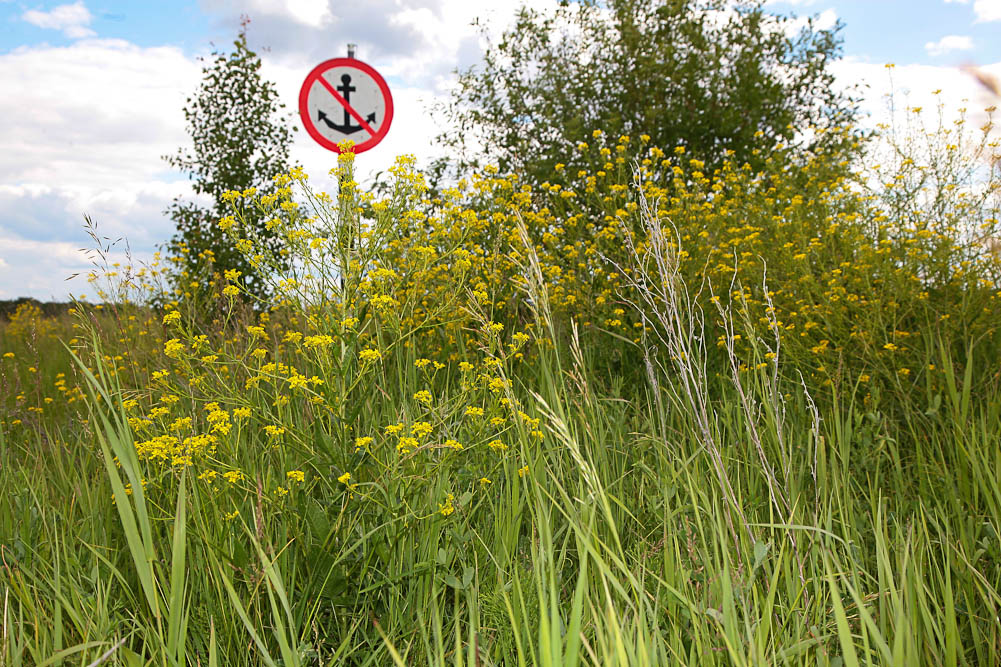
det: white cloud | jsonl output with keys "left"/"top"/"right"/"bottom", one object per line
{"left": 973, "top": 0, "right": 1001, "bottom": 21}
{"left": 283, "top": 0, "right": 332, "bottom": 27}
{"left": 947, "top": 0, "right": 1001, "bottom": 21}
{"left": 814, "top": 7, "right": 838, "bottom": 29}
{"left": 0, "top": 37, "right": 205, "bottom": 295}
{"left": 925, "top": 34, "right": 974, "bottom": 56}
{"left": 239, "top": 0, "right": 333, "bottom": 28}
{"left": 22, "top": 1, "right": 96, "bottom": 39}
{"left": 783, "top": 8, "right": 838, "bottom": 37}
{"left": 0, "top": 39, "right": 200, "bottom": 184}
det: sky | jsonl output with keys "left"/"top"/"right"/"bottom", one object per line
{"left": 0, "top": 0, "right": 999, "bottom": 301}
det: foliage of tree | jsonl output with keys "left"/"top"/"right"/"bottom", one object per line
{"left": 164, "top": 20, "right": 294, "bottom": 302}
{"left": 437, "top": 0, "right": 860, "bottom": 184}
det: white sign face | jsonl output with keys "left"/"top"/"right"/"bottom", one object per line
{"left": 299, "top": 58, "right": 394, "bottom": 154}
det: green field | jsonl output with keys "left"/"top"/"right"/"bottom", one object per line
{"left": 2, "top": 127, "right": 1001, "bottom": 665}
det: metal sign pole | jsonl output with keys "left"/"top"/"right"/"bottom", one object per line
{"left": 337, "top": 43, "right": 355, "bottom": 296}
{"left": 299, "top": 42, "right": 393, "bottom": 294}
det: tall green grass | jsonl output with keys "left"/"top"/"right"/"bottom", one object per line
{"left": 4, "top": 269, "right": 1000, "bottom": 665}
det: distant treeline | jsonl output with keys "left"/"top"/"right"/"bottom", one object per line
{"left": 0, "top": 298, "right": 74, "bottom": 321}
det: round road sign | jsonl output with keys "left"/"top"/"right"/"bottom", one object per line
{"left": 298, "top": 57, "right": 393, "bottom": 154}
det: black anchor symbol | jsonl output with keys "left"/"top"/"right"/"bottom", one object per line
{"left": 317, "top": 73, "right": 376, "bottom": 135}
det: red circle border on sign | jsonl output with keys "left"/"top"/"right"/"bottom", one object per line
{"left": 298, "top": 57, "right": 394, "bottom": 154}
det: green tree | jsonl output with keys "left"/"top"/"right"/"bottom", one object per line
{"left": 438, "top": 0, "right": 859, "bottom": 183}
{"left": 164, "top": 19, "right": 294, "bottom": 302}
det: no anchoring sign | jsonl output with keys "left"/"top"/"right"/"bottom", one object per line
{"left": 299, "top": 57, "right": 393, "bottom": 154}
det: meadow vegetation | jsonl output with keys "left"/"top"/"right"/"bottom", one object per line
{"left": 2, "top": 91, "right": 1001, "bottom": 665}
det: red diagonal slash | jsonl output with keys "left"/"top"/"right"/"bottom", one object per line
{"left": 315, "top": 74, "right": 377, "bottom": 137}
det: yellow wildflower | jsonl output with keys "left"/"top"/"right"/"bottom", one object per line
{"left": 359, "top": 348, "right": 382, "bottom": 362}
{"left": 438, "top": 493, "right": 455, "bottom": 517}
{"left": 397, "top": 436, "right": 418, "bottom": 454}
{"left": 164, "top": 339, "right": 185, "bottom": 358}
